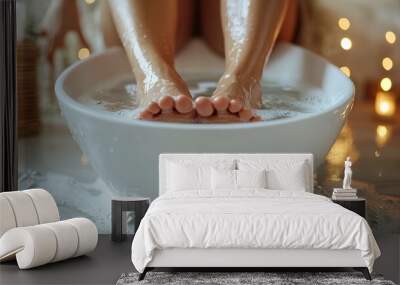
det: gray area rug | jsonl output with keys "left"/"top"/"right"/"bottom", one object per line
{"left": 116, "top": 272, "right": 396, "bottom": 285}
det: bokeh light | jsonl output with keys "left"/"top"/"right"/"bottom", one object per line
{"left": 380, "top": 77, "right": 392, "bottom": 91}
{"left": 376, "top": 125, "right": 392, "bottom": 148}
{"left": 382, "top": 57, "right": 394, "bottom": 71}
{"left": 338, "top": 18, "right": 351, "bottom": 31}
{"left": 375, "top": 91, "right": 396, "bottom": 118}
{"left": 377, "top": 125, "right": 388, "bottom": 138}
{"left": 78, "top": 48, "right": 91, "bottom": 60}
{"left": 340, "top": 37, "right": 352, "bottom": 50}
{"left": 340, "top": 66, "right": 351, "bottom": 77}
{"left": 385, "top": 31, "right": 396, "bottom": 44}
{"left": 85, "top": 0, "right": 96, "bottom": 4}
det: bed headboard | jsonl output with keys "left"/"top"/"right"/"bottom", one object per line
{"left": 159, "top": 153, "right": 314, "bottom": 195}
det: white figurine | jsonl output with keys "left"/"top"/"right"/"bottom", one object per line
{"left": 342, "top": 157, "right": 352, "bottom": 189}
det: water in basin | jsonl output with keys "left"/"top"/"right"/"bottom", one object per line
{"left": 78, "top": 76, "right": 334, "bottom": 122}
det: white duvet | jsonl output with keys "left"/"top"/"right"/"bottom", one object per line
{"left": 131, "top": 190, "right": 380, "bottom": 273}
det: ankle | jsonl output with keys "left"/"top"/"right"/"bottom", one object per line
{"left": 219, "top": 72, "right": 260, "bottom": 89}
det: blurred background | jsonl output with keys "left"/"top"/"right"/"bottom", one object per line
{"left": 15, "top": 0, "right": 399, "bottom": 267}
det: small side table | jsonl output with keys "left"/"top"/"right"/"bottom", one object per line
{"left": 112, "top": 197, "right": 150, "bottom": 242}
{"left": 332, "top": 198, "right": 366, "bottom": 218}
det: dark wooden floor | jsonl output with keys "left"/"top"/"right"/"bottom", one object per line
{"left": 0, "top": 235, "right": 133, "bottom": 285}
{"left": 1, "top": 234, "right": 398, "bottom": 285}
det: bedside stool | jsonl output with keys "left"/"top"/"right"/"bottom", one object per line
{"left": 111, "top": 197, "right": 150, "bottom": 242}
{"left": 332, "top": 198, "right": 366, "bottom": 218}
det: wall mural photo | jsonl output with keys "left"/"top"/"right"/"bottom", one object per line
{"left": 11, "top": 0, "right": 399, "bottom": 282}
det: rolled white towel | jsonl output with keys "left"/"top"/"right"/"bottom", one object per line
{"left": 0, "top": 218, "right": 98, "bottom": 269}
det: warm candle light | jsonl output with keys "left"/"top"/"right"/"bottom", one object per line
{"left": 380, "top": 77, "right": 392, "bottom": 91}
{"left": 376, "top": 125, "right": 391, "bottom": 147}
{"left": 382, "top": 57, "right": 394, "bottom": 71}
{"left": 340, "top": 66, "right": 351, "bottom": 77}
{"left": 338, "top": 18, "right": 351, "bottom": 31}
{"left": 340, "top": 37, "right": 352, "bottom": 50}
{"left": 385, "top": 31, "right": 396, "bottom": 44}
{"left": 375, "top": 91, "right": 396, "bottom": 118}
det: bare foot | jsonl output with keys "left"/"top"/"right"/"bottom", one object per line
{"left": 139, "top": 72, "right": 262, "bottom": 124}
{"left": 138, "top": 69, "right": 196, "bottom": 123}
{"left": 138, "top": 95, "right": 195, "bottom": 123}
{"left": 195, "top": 74, "right": 261, "bottom": 123}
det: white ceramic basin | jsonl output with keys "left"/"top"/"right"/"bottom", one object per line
{"left": 56, "top": 42, "right": 354, "bottom": 198}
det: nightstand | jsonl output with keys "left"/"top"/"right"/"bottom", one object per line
{"left": 111, "top": 197, "right": 150, "bottom": 242}
{"left": 332, "top": 198, "right": 366, "bottom": 218}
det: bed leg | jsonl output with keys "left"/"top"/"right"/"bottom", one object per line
{"left": 138, "top": 268, "right": 148, "bottom": 281}
{"left": 354, "top": 267, "right": 371, "bottom": 280}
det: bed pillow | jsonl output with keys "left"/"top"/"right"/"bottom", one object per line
{"left": 167, "top": 162, "right": 209, "bottom": 191}
{"left": 166, "top": 160, "right": 235, "bottom": 191}
{"left": 211, "top": 169, "right": 267, "bottom": 190}
{"left": 238, "top": 159, "right": 309, "bottom": 191}
{"left": 211, "top": 168, "right": 236, "bottom": 190}
{"left": 266, "top": 162, "right": 307, "bottom": 191}
{"left": 236, "top": 169, "right": 267, "bottom": 189}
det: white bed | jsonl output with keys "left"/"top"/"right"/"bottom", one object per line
{"left": 131, "top": 154, "right": 380, "bottom": 280}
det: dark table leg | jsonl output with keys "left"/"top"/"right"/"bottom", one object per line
{"left": 112, "top": 200, "right": 122, "bottom": 242}
{"left": 138, "top": 267, "right": 152, "bottom": 281}
{"left": 354, "top": 267, "right": 372, "bottom": 280}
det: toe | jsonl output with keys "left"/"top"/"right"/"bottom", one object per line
{"left": 251, "top": 115, "right": 262, "bottom": 122}
{"left": 195, "top": 96, "right": 214, "bottom": 117}
{"left": 175, "top": 95, "right": 193, "bottom": 114}
{"left": 228, "top": 99, "right": 242, "bottom": 113}
{"left": 138, "top": 110, "right": 153, "bottom": 120}
{"left": 147, "top": 102, "right": 161, "bottom": 114}
{"left": 212, "top": 96, "right": 230, "bottom": 112}
{"left": 159, "top": 96, "right": 174, "bottom": 111}
{"left": 239, "top": 108, "right": 253, "bottom": 121}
